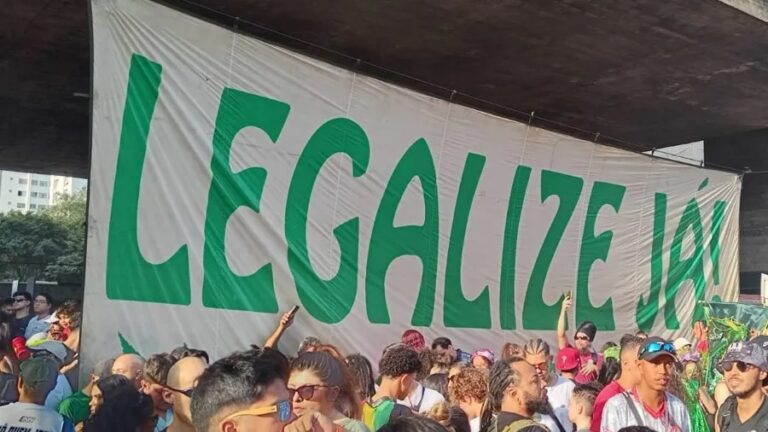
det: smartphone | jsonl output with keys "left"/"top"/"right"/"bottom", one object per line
{"left": 565, "top": 291, "right": 571, "bottom": 300}
{"left": 288, "top": 305, "right": 300, "bottom": 318}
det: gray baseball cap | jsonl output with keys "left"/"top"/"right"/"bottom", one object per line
{"left": 20, "top": 357, "right": 58, "bottom": 395}
{"left": 718, "top": 340, "right": 768, "bottom": 372}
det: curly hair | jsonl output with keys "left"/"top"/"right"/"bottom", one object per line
{"left": 448, "top": 367, "right": 487, "bottom": 403}
{"left": 426, "top": 402, "right": 471, "bottom": 432}
{"left": 379, "top": 346, "right": 420, "bottom": 378}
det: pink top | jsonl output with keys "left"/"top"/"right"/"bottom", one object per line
{"left": 591, "top": 380, "right": 624, "bottom": 432}
{"left": 567, "top": 343, "right": 603, "bottom": 384}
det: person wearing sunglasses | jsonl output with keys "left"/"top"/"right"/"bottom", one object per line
{"left": 190, "top": 347, "right": 337, "bottom": 432}
{"left": 289, "top": 349, "right": 368, "bottom": 432}
{"left": 10, "top": 291, "right": 32, "bottom": 339}
{"left": 523, "top": 338, "right": 574, "bottom": 432}
{"left": 600, "top": 337, "right": 691, "bottom": 432}
{"left": 557, "top": 296, "right": 603, "bottom": 385}
{"left": 715, "top": 340, "right": 768, "bottom": 432}
{"left": 161, "top": 356, "right": 207, "bottom": 432}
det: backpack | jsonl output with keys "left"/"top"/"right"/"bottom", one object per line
{"left": 502, "top": 419, "right": 547, "bottom": 432}
{"left": 717, "top": 395, "right": 768, "bottom": 431}
{"left": 484, "top": 416, "right": 547, "bottom": 432}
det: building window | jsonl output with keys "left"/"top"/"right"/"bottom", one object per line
{"left": 31, "top": 192, "right": 37, "bottom": 198}
{"left": 16, "top": 203, "right": 25, "bottom": 209}
{"left": 39, "top": 193, "right": 47, "bottom": 199}
{"left": 38, "top": 204, "right": 47, "bottom": 209}
{"left": 17, "top": 191, "right": 23, "bottom": 197}
{"left": 31, "top": 180, "right": 38, "bottom": 186}
{"left": 18, "top": 179, "right": 26, "bottom": 185}
{"left": 29, "top": 204, "right": 36, "bottom": 210}
{"left": 39, "top": 181, "right": 48, "bottom": 187}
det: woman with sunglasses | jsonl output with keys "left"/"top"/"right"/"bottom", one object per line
{"left": 557, "top": 296, "right": 602, "bottom": 384}
{"left": 289, "top": 348, "right": 369, "bottom": 432}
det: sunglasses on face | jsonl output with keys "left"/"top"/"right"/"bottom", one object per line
{"left": 287, "top": 384, "right": 332, "bottom": 401}
{"left": 639, "top": 342, "right": 676, "bottom": 357}
{"left": 720, "top": 361, "right": 754, "bottom": 373}
{"left": 166, "top": 385, "right": 194, "bottom": 398}
{"left": 220, "top": 399, "right": 292, "bottom": 424}
{"left": 574, "top": 336, "right": 590, "bottom": 341}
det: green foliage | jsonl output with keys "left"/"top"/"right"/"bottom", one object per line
{"left": 0, "top": 190, "right": 86, "bottom": 283}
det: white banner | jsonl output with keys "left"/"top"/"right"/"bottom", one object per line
{"left": 84, "top": 0, "right": 742, "bottom": 367}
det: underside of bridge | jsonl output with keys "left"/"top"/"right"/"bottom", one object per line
{"left": 3, "top": 0, "right": 768, "bottom": 178}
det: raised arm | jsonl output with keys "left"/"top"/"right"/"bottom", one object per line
{"left": 264, "top": 311, "right": 295, "bottom": 349}
{"left": 557, "top": 296, "right": 572, "bottom": 350}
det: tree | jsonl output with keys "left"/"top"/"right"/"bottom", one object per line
{"left": 0, "top": 212, "right": 69, "bottom": 281}
{"left": 43, "top": 190, "right": 87, "bottom": 283}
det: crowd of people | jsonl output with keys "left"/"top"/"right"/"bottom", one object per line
{"left": 0, "top": 293, "right": 764, "bottom": 432}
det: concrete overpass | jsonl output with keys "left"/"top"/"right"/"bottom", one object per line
{"left": 4, "top": 0, "right": 768, "bottom": 271}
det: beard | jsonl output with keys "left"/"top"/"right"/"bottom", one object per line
{"left": 523, "top": 391, "right": 550, "bottom": 415}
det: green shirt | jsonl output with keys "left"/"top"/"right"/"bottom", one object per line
{"left": 58, "top": 390, "right": 90, "bottom": 424}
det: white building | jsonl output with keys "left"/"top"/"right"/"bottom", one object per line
{"left": 0, "top": 171, "right": 87, "bottom": 214}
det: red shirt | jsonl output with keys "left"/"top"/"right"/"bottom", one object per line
{"left": 591, "top": 380, "right": 625, "bottom": 432}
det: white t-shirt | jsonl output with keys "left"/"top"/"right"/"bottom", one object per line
{"left": 600, "top": 390, "right": 690, "bottom": 432}
{"left": 0, "top": 402, "right": 73, "bottom": 432}
{"left": 539, "top": 375, "right": 574, "bottom": 432}
{"left": 44, "top": 374, "right": 73, "bottom": 410}
{"left": 469, "top": 416, "right": 481, "bottom": 432}
{"left": 398, "top": 382, "right": 444, "bottom": 413}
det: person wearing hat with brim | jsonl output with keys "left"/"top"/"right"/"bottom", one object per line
{"left": 0, "top": 356, "right": 74, "bottom": 431}
{"left": 30, "top": 341, "right": 73, "bottom": 411}
{"left": 557, "top": 295, "right": 603, "bottom": 384}
{"left": 715, "top": 340, "right": 768, "bottom": 431}
{"left": 600, "top": 337, "right": 691, "bottom": 432}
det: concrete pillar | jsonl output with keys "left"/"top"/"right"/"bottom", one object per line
{"left": 705, "top": 129, "right": 768, "bottom": 279}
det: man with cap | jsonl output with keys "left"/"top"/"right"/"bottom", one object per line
{"left": 600, "top": 337, "right": 691, "bottom": 432}
{"left": 0, "top": 356, "right": 74, "bottom": 431}
{"left": 29, "top": 341, "right": 74, "bottom": 411}
{"left": 673, "top": 337, "right": 692, "bottom": 357}
{"left": 715, "top": 340, "right": 768, "bottom": 431}
{"left": 556, "top": 346, "right": 580, "bottom": 381}
{"left": 557, "top": 297, "right": 603, "bottom": 384}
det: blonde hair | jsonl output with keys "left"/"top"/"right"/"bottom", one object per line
{"left": 426, "top": 402, "right": 470, "bottom": 432}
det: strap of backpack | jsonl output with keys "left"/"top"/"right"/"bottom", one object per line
{"left": 549, "top": 413, "right": 567, "bottom": 432}
{"left": 717, "top": 395, "right": 736, "bottom": 432}
{"left": 502, "top": 419, "right": 541, "bottom": 432}
{"left": 621, "top": 392, "right": 645, "bottom": 427}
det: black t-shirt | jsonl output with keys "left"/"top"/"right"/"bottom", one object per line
{"left": 718, "top": 395, "right": 768, "bottom": 432}
{"left": 11, "top": 314, "right": 33, "bottom": 339}
{"left": 497, "top": 412, "right": 549, "bottom": 432}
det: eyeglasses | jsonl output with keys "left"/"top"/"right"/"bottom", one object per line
{"left": 220, "top": 399, "right": 292, "bottom": 424}
{"left": 531, "top": 362, "right": 548, "bottom": 371}
{"left": 287, "top": 384, "right": 332, "bottom": 401}
{"left": 639, "top": 341, "right": 676, "bottom": 358}
{"left": 574, "top": 335, "right": 590, "bottom": 341}
{"left": 165, "top": 385, "right": 194, "bottom": 398}
{"left": 12, "top": 298, "right": 26, "bottom": 303}
{"left": 720, "top": 361, "right": 753, "bottom": 373}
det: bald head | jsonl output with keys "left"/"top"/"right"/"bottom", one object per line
{"left": 165, "top": 357, "right": 206, "bottom": 427}
{"left": 112, "top": 354, "right": 145, "bottom": 388}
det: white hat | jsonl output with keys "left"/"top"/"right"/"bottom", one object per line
{"left": 673, "top": 337, "right": 692, "bottom": 352}
{"left": 30, "top": 341, "right": 67, "bottom": 363}
{"left": 43, "top": 313, "right": 58, "bottom": 324}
